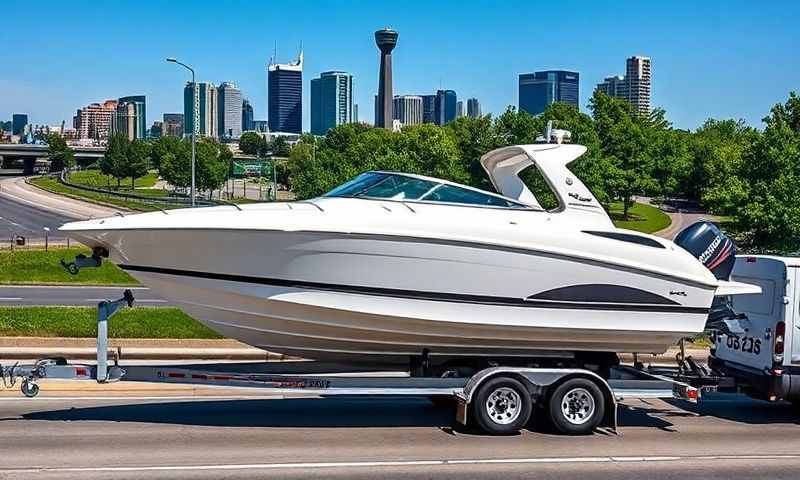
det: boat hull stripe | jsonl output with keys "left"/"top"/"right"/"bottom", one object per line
{"left": 118, "top": 264, "right": 710, "bottom": 314}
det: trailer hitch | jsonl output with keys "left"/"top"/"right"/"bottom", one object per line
{"left": 61, "top": 246, "right": 109, "bottom": 275}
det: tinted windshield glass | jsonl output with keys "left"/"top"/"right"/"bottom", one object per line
{"left": 324, "top": 172, "right": 387, "bottom": 197}
{"left": 422, "top": 184, "right": 523, "bottom": 208}
{"left": 325, "top": 172, "right": 527, "bottom": 208}
{"left": 325, "top": 173, "right": 437, "bottom": 200}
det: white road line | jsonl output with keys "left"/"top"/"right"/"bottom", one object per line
{"left": 4, "top": 454, "right": 800, "bottom": 474}
{"left": 0, "top": 297, "right": 23, "bottom": 301}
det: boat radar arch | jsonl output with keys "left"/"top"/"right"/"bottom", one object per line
{"left": 480, "top": 141, "right": 611, "bottom": 225}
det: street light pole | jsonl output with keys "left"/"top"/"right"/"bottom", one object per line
{"left": 166, "top": 57, "right": 196, "bottom": 207}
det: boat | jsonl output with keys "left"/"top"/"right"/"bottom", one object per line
{"left": 59, "top": 129, "right": 759, "bottom": 371}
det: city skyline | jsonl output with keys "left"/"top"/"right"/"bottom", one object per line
{"left": 2, "top": 1, "right": 798, "bottom": 131}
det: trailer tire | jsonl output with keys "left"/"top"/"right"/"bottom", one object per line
{"left": 548, "top": 378, "right": 605, "bottom": 435}
{"left": 472, "top": 376, "right": 532, "bottom": 435}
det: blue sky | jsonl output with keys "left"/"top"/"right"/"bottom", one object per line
{"left": 2, "top": 0, "right": 798, "bottom": 131}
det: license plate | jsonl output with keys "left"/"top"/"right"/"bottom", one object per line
{"left": 719, "top": 334, "right": 762, "bottom": 355}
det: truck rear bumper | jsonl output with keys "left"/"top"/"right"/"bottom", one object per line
{"left": 709, "top": 355, "right": 791, "bottom": 401}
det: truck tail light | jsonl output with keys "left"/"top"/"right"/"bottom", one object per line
{"left": 773, "top": 321, "right": 786, "bottom": 363}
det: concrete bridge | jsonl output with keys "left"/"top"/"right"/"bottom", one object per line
{"left": 0, "top": 144, "right": 106, "bottom": 174}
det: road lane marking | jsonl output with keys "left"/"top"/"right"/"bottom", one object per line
{"left": 4, "top": 454, "right": 800, "bottom": 474}
{"left": 0, "top": 297, "right": 23, "bottom": 301}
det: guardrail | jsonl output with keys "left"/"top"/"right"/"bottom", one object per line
{"left": 58, "top": 169, "right": 220, "bottom": 208}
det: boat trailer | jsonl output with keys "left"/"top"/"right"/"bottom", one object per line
{"left": 1, "top": 288, "right": 702, "bottom": 436}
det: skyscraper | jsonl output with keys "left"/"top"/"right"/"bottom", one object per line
{"left": 311, "top": 71, "right": 354, "bottom": 135}
{"left": 11, "top": 114, "right": 28, "bottom": 135}
{"left": 241, "top": 99, "right": 254, "bottom": 132}
{"left": 456, "top": 101, "right": 465, "bottom": 118}
{"left": 518, "top": 70, "right": 579, "bottom": 116}
{"left": 268, "top": 51, "right": 303, "bottom": 134}
{"left": 594, "top": 56, "right": 651, "bottom": 116}
{"left": 466, "top": 98, "right": 481, "bottom": 118}
{"left": 217, "top": 81, "right": 243, "bottom": 139}
{"left": 163, "top": 113, "right": 184, "bottom": 137}
{"left": 150, "top": 121, "right": 163, "bottom": 138}
{"left": 374, "top": 28, "right": 398, "bottom": 129}
{"left": 421, "top": 95, "right": 436, "bottom": 123}
{"left": 595, "top": 75, "right": 626, "bottom": 97}
{"left": 74, "top": 100, "right": 116, "bottom": 141}
{"left": 184, "top": 82, "right": 217, "bottom": 138}
{"left": 434, "top": 89, "right": 457, "bottom": 125}
{"left": 112, "top": 95, "right": 147, "bottom": 140}
{"left": 624, "top": 56, "right": 651, "bottom": 116}
{"left": 392, "top": 95, "right": 423, "bottom": 126}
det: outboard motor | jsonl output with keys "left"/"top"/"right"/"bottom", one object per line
{"left": 674, "top": 221, "right": 736, "bottom": 280}
{"left": 674, "top": 221, "right": 747, "bottom": 335}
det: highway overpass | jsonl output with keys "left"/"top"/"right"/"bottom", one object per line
{"left": 0, "top": 144, "right": 106, "bottom": 174}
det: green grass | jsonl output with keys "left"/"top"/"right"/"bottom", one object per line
{"left": 0, "top": 247, "right": 137, "bottom": 285}
{"left": 67, "top": 170, "right": 159, "bottom": 189}
{"left": 609, "top": 201, "right": 672, "bottom": 234}
{"left": 0, "top": 306, "right": 221, "bottom": 338}
{"left": 30, "top": 176, "right": 174, "bottom": 212}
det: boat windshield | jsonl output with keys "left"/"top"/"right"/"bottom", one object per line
{"left": 324, "top": 172, "right": 529, "bottom": 208}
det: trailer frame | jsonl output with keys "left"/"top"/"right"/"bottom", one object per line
{"left": 1, "top": 289, "right": 702, "bottom": 435}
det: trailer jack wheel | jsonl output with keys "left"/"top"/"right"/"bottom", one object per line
{"left": 21, "top": 380, "right": 39, "bottom": 398}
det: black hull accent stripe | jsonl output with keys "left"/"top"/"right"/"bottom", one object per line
{"left": 120, "top": 264, "right": 711, "bottom": 315}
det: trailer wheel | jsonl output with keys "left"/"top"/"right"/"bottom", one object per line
{"left": 21, "top": 380, "right": 39, "bottom": 398}
{"left": 548, "top": 378, "right": 605, "bottom": 435}
{"left": 472, "top": 376, "right": 532, "bottom": 435}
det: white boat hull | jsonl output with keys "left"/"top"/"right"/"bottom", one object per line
{"left": 71, "top": 227, "right": 715, "bottom": 364}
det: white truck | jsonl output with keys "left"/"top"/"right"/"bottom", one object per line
{"left": 710, "top": 255, "right": 800, "bottom": 403}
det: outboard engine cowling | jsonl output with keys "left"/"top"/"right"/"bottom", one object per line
{"left": 674, "top": 221, "right": 736, "bottom": 280}
{"left": 674, "top": 221, "right": 746, "bottom": 335}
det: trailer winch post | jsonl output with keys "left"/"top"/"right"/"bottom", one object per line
{"left": 96, "top": 289, "right": 134, "bottom": 382}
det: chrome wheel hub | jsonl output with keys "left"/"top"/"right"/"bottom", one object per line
{"left": 485, "top": 387, "right": 522, "bottom": 425}
{"left": 561, "top": 387, "right": 595, "bottom": 425}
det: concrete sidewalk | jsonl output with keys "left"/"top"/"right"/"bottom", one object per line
{"left": 0, "top": 336, "right": 709, "bottom": 365}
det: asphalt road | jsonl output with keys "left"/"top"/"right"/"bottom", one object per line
{"left": 0, "top": 285, "right": 169, "bottom": 306}
{"left": 0, "top": 188, "right": 74, "bottom": 242}
{"left": 1, "top": 392, "right": 799, "bottom": 479}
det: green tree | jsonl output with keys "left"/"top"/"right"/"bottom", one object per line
{"left": 150, "top": 136, "right": 182, "bottom": 171}
{"left": 238, "top": 131, "right": 264, "bottom": 156}
{"left": 45, "top": 133, "right": 75, "bottom": 173}
{"left": 689, "top": 119, "right": 755, "bottom": 213}
{"left": 196, "top": 139, "right": 232, "bottom": 198}
{"left": 270, "top": 136, "right": 290, "bottom": 157}
{"left": 590, "top": 91, "right": 656, "bottom": 218}
{"left": 733, "top": 92, "right": 800, "bottom": 252}
{"left": 125, "top": 139, "right": 151, "bottom": 188}
{"left": 100, "top": 133, "right": 129, "bottom": 187}
{"left": 159, "top": 142, "right": 191, "bottom": 191}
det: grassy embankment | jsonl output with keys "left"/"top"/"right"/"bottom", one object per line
{"left": 0, "top": 306, "right": 221, "bottom": 338}
{"left": 609, "top": 201, "right": 672, "bottom": 234}
{"left": 0, "top": 247, "right": 136, "bottom": 285}
{"left": 29, "top": 175, "right": 170, "bottom": 212}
